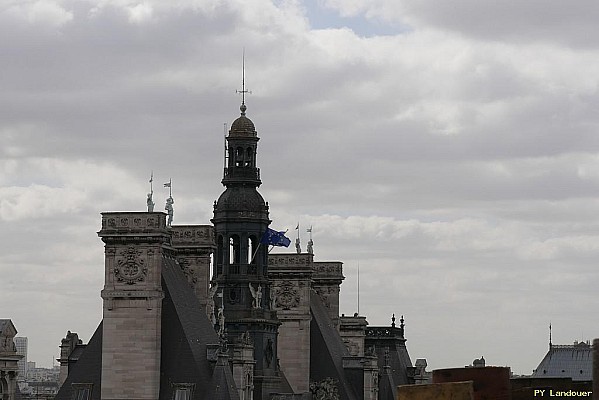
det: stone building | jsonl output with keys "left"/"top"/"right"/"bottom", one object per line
{"left": 0, "top": 319, "right": 23, "bottom": 400}
{"left": 55, "top": 100, "right": 414, "bottom": 400}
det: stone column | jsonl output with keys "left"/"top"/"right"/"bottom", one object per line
{"left": 170, "top": 225, "right": 216, "bottom": 309}
{"left": 231, "top": 336, "right": 255, "bottom": 400}
{"left": 339, "top": 314, "right": 368, "bottom": 357}
{"left": 268, "top": 253, "right": 313, "bottom": 394}
{"left": 98, "top": 212, "right": 169, "bottom": 400}
{"left": 312, "top": 262, "right": 344, "bottom": 330}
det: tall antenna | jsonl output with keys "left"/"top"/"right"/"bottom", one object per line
{"left": 223, "top": 122, "right": 228, "bottom": 171}
{"left": 236, "top": 48, "right": 251, "bottom": 114}
{"left": 357, "top": 261, "right": 360, "bottom": 315}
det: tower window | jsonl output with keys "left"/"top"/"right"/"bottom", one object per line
{"left": 217, "top": 235, "right": 224, "bottom": 266}
{"left": 245, "top": 147, "right": 253, "bottom": 167}
{"left": 172, "top": 383, "right": 194, "bottom": 400}
{"left": 236, "top": 147, "right": 244, "bottom": 167}
{"left": 230, "top": 235, "right": 240, "bottom": 264}
{"left": 248, "top": 235, "right": 258, "bottom": 264}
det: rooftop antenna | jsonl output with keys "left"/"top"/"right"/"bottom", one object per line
{"left": 236, "top": 48, "right": 251, "bottom": 115}
{"left": 223, "top": 123, "right": 228, "bottom": 171}
{"left": 549, "top": 322, "right": 552, "bottom": 350}
{"left": 357, "top": 261, "right": 360, "bottom": 316}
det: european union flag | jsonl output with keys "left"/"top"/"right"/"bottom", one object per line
{"left": 260, "top": 228, "right": 291, "bottom": 247}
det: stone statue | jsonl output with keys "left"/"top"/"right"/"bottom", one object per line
{"left": 147, "top": 193, "right": 154, "bottom": 212}
{"left": 207, "top": 283, "right": 219, "bottom": 325}
{"left": 295, "top": 237, "right": 301, "bottom": 254}
{"left": 256, "top": 284, "right": 262, "bottom": 308}
{"left": 307, "top": 238, "right": 313, "bottom": 254}
{"left": 270, "top": 289, "right": 277, "bottom": 309}
{"left": 165, "top": 196, "right": 174, "bottom": 226}
{"left": 248, "top": 283, "right": 262, "bottom": 308}
{"left": 217, "top": 307, "right": 225, "bottom": 336}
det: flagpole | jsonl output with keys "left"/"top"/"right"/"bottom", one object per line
{"left": 250, "top": 242, "right": 261, "bottom": 264}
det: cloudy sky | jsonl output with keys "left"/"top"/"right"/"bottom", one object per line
{"left": 2, "top": 0, "right": 599, "bottom": 375}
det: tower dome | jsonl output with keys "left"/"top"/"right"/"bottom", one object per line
{"left": 229, "top": 104, "right": 257, "bottom": 137}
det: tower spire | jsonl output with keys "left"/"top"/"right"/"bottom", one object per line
{"left": 236, "top": 48, "right": 251, "bottom": 115}
{"left": 549, "top": 322, "right": 552, "bottom": 350}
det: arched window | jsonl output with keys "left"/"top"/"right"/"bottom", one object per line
{"left": 230, "top": 235, "right": 240, "bottom": 264}
{"left": 217, "top": 235, "right": 224, "bottom": 265}
{"left": 235, "top": 147, "right": 244, "bottom": 167}
{"left": 248, "top": 236, "right": 258, "bottom": 264}
{"left": 245, "top": 147, "right": 253, "bottom": 167}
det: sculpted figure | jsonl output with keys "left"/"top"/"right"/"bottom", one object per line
{"left": 147, "top": 193, "right": 154, "bottom": 212}
{"left": 307, "top": 238, "right": 313, "bottom": 254}
{"left": 217, "top": 308, "right": 225, "bottom": 336}
{"left": 295, "top": 237, "right": 301, "bottom": 254}
{"left": 165, "top": 196, "right": 174, "bottom": 226}
{"left": 248, "top": 283, "right": 263, "bottom": 308}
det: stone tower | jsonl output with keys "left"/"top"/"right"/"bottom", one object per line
{"left": 98, "top": 212, "right": 169, "bottom": 400}
{"left": 211, "top": 102, "right": 281, "bottom": 400}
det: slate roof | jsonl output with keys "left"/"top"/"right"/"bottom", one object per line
{"left": 309, "top": 291, "right": 358, "bottom": 400}
{"left": 56, "top": 257, "right": 240, "bottom": 400}
{"left": 54, "top": 322, "right": 103, "bottom": 400}
{"left": 532, "top": 343, "right": 593, "bottom": 381}
{"left": 160, "top": 257, "right": 239, "bottom": 400}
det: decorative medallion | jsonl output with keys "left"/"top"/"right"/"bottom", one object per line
{"left": 274, "top": 281, "right": 300, "bottom": 310}
{"left": 114, "top": 247, "right": 147, "bottom": 285}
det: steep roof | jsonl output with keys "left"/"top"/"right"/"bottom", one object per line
{"left": 56, "top": 257, "right": 239, "bottom": 400}
{"left": 532, "top": 343, "right": 593, "bottom": 381}
{"left": 54, "top": 322, "right": 103, "bottom": 400}
{"left": 160, "top": 257, "right": 238, "bottom": 400}
{"left": 309, "top": 291, "right": 358, "bottom": 400}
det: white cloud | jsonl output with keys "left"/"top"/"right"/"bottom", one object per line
{"left": 4, "top": 0, "right": 73, "bottom": 27}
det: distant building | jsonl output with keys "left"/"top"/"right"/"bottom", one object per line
{"left": 14, "top": 337, "right": 27, "bottom": 380}
{"left": 26, "top": 361, "right": 35, "bottom": 375}
{"left": 532, "top": 340, "right": 592, "bottom": 381}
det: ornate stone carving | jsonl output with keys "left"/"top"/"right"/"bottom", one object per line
{"left": 310, "top": 378, "right": 340, "bottom": 400}
{"left": 264, "top": 338, "right": 273, "bottom": 367}
{"left": 248, "top": 283, "right": 262, "bottom": 308}
{"left": 178, "top": 258, "right": 198, "bottom": 286}
{"left": 114, "top": 247, "right": 147, "bottom": 285}
{"left": 274, "top": 281, "right": 300, "bottom": 310}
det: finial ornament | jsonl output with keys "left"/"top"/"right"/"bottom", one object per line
{"left": 391, "top": 313, "right": 396, "bottom": 328}
{"left": 236, "top": 48, "right": 251, "bottom": 115}
{"left": 400, "top": 315, "right": 405, "bottom": 330}
{"left": 549, "top": 322, "right": 552, "bottom": 349}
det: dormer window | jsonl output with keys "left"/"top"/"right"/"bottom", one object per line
{"left": 71, "top": 383, "right": 93, "bottom": 400}
{"left": 172, "top": 383, "right": 194, "bottom": 400}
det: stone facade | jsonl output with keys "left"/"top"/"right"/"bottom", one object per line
{"left": 268, "top": 254, "right": 313, "bottom": 394}
{"left": 312, "top": 262, "right": 344, "bottom": 330}
{"left": 170, "top": 225, "right": 215, "bottom": 310}
{"left": 98, "top": 212, "right": 169, "bottom": 400}
{"left": 0, "top": 319, "right": 22, "bottom": 400}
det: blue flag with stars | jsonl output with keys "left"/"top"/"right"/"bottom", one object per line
{"left": 260, "top": 228, "right": 291, "bottom": 247}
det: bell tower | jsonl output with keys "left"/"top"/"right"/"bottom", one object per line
{"left": 211, "top": 98, "right": 281, "bottom": 399}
